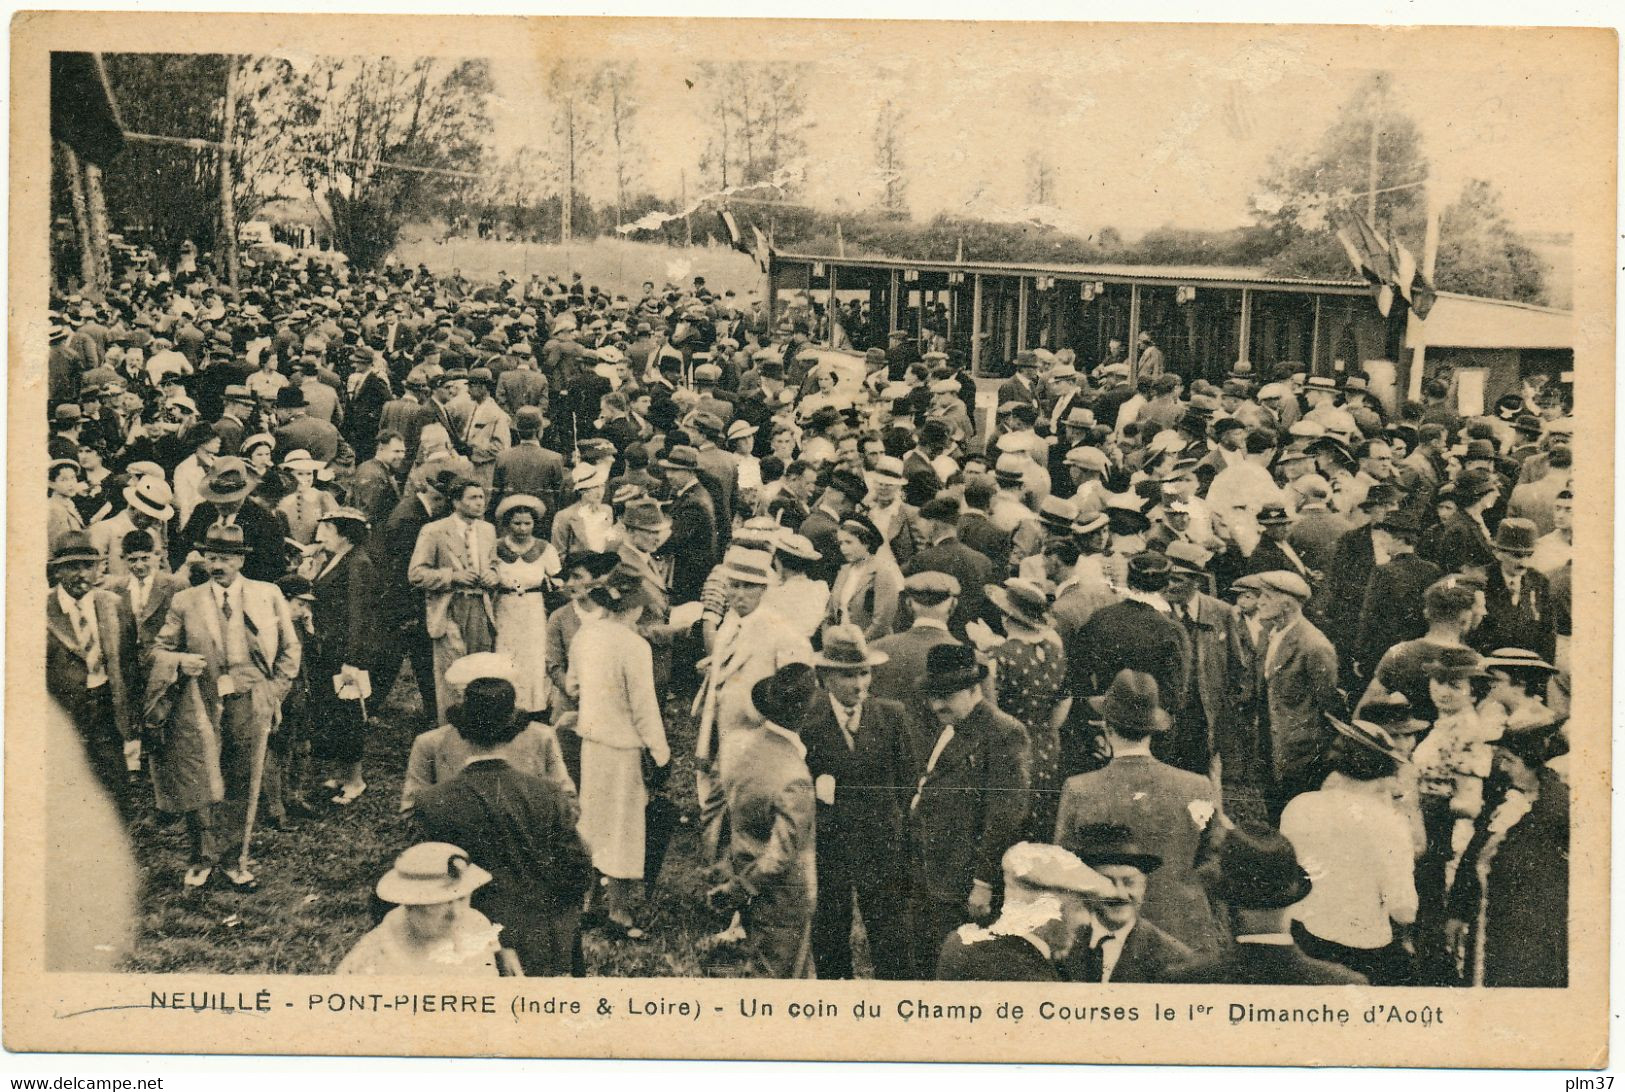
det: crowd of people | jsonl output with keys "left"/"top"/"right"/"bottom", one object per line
{"left": 44, "top": 242, "right": 1573, "bottom": 986}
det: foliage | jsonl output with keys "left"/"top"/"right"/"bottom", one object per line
{"left": 872, "top": 100, "right": 908, "bottom": 216}
{"left": 286, "top": 56, "right": 493, "bottom": 269}
{"left": 596, "top": 61, "right": 641, "bottom": 224}
{"left": 694, "top": 61, "right": 812, "bottom": 191}
{"left": 1434, "top": 179, "right": 1550, "bottom": 303}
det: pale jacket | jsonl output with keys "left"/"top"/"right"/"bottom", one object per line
{"left": 569, "top": 615, "right": 670, "bottom": 762}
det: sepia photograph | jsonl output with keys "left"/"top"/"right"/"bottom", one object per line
{"left": 5, "top": 9, "right": 1614, "bottom": 1068}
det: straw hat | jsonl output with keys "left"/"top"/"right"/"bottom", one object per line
{"left": 375, "top": 842, "right": 492, "bottom": 906}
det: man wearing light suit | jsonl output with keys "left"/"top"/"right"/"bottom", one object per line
{"left": 47, "top": 531, "right": 139, "bottom": 818}
{"left": 693, "top": 546, "right": 813, "bottom": 869}
{"left": 409, "top": 477, "right": 500, "bottom": 722}
{"left": 150, "top": 523, "right": 302, "bottom": 889}
{"left": 458, "top": 368, "right": 512, "bottom": 493}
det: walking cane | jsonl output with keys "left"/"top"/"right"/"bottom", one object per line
{"left": 237, "top": 704, "right": 273, "bottom": 883}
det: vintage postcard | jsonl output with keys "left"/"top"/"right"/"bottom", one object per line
{"left": 5, "top": 11, "right": 1614, "bottom": 1068}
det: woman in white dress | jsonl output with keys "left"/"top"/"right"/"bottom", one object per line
{"left": 490, "top": 495, "right": 561, "bottom": 717}
{"left": 569, "top": 565, "right": 670, "bottom": 940}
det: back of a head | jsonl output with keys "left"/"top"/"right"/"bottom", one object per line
{"left": 1327, "top": 735, "right": 1398, "bottom": 782}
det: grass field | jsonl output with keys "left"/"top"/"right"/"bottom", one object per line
{"left": 125, "top": 667, "right": 756, "bottom": 977}
{"left": 391, "top": 226, "right": 764, "bottom": 299}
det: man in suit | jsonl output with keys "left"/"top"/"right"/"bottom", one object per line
{"left": 1242, "top": 502, "right": 1317, "bottom": 582}
{"left": 369, "top": 468, "right": 453, "bottom": 722}
{"left": 906, "top": 494, "right": 994, "bottom": 639}
{"left": 1055, "top": 670, "right": 1225, "bottom": 955}
{"left": 91, "top": 475, "right": 174, "bottom": 581}
{"left": 409, "top": 476, "right": 500, "bottom": 721}
{"left": 690, "top": 413, "right": 741, "bottom": 534}
{"left": 656, "top": 445, "right": 719, "bottom": 605}
{"left": 1070, "top": 552, "right": 1190, "bottom": 710}
{"left": 457, "top": 368, "right": 512, "bottom": 493}
{"left": 1355, "top": 508, "right": 1442, "bottom": 676}
{"left": 801, "top": 625, "right": 917, "bottom": 980}
{"left": 909, "top": 643, "right": 1032, "bottom": 972}
{"left": 494, "top": 350, "right": 550, "bottom": 420}
{"left": 350, "top": 429, "right": 406, "bottom": 531}
{"left": 492, "top": 407, "right": 568, "bottom": 533}
{"left": 1062, "top": 824, "right": 1194, "bottom": 983}
{"left": 172, "top": 457, "right": 286, "bottom": 583}
{"left": 1133, "top": 331, "right": 1165, "bottom": 383}
{"left": 1316, "top": 484, "right": 1402, "bottom": 682}
{"left": 795, "top": 469, "right": 868, "bottom": 587}
{"left": 1286, "top": 476, "right": 1351, "bottom": 576}
{"left": 1236, "top": 570, "right": 1340, "bottom": 819}
{"left": 871, "top": 572, "right": 961, "bottom": 725}
{"left": 414, "top": 677, "right": 592, "bottom": 977}
{"left": 272, "top": 385, "right": 352, "bottom": 467}
{"left": 113, "top": 529, "right": 187, "bottom": 685}
{"left": 1160, "top": 545, "right": 1255, "bottom": 789}
{"left": 211, "top": 385, "right": 257, "bottom": 456}
{"left": 1164, "top": 822, "right": 1366, "bottom": 985}
{"left": 617, "top": 499, "right": 678, "bottom": 693}
{"left": 1472, "top": 517, "right": 1556, "bottom": 663}
{"left": 378, "top": 370, "right": 437, "bottom": 463}
{"left": 936, "top": 842, "right": 1110, "bottom": 981}
{"left": 996, "top": 352, "right": 1042, "bottom": 408}
{"left": 47, "top": 531, "right": 140, "bottom": 818}
{"left": 149, "top": 523, "right": 302, "bottom": 889}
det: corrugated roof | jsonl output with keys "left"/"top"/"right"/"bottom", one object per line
{"left": 1415, "top": 292, "right": 1573, "bottom": 350}
{"left": 773, "top": 250, "right": 1367, "bottom": 291}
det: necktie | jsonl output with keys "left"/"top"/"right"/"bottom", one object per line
{"left": 74, "top": 600, "right": 103, "bottom": 678}
{"left": 1075, "top": 932, "right": 1106, "bottom": 983}
{"left": 839, "top": 704, "right": 859, "bottom": 749}
{"left": 130, "top": 577, "right": 148, "bottom": 620}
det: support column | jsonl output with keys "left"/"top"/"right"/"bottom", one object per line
{"left": 888, "top": 269, "right": 900, "bottom": 335}
{"left": 1238, "top": 288, "right": 1253, "bottom": 366}
{"left": 827, "top": 265, "right": 839, "bottom": 348}
{"left": 1127, "top": 283, "right": 1141, "bottom": 381}
{"left": 970, "top": 274, "right": 984, "bottom": 376}
{"left": 1016, "top": 277, "right": 1029, "bottom": 351}
{"left": 1310, "top": 294, "right": 1323, "bottom": 373}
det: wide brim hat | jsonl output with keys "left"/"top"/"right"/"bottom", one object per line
{"left": 985, "top": 579, "right": 1052, "bottom": 628}
{"left": 812, "top": 623, "right": 890, "bottom": 669}
{"left": 622, "top": 499, "right": 672, "bottom": 532}
{"left": 375, "top": 842, "right": 492, "bottom": 906}
{"left": 280, "top": 449, "right": 324, "bottom": 474}
{"left": 494, "top": 494, "right": 546, "bottom": 524}
{"left": 716, "top": 546, "right": 776, "bottom": 586}
{"left": 1071, "top": 509, "right": 1111, "bottom": 538}
{"left": 1482, "top": 647, "right": 1558, "bottom": 676}
{"left": 317, "top": 506, "right": 371, "bottom": 533}
{"left": 1088, "top": 669, "right": 1172, "bottom": 734}
{"left": 198, "top": 458, "right": 261, "bottom": 504}
{"left": 1327, "top": 714, "right": 1407, "bottom": 764}
{"left": 1067, "top": 823, "right": 1163, "bottom": 874}
{"left": 198, "top": 523, "right": 253, "bottom": 556}
{"left": 657, "top": 445, "right": 700, "bottom": 471}
{"left": 123, "top": 478, "right": 175, "bottom": 521}
{"left": 571, "top": 462, "right": 610, "bottom": 490}
{"left": 751, "top": 662, "right": 818, "bottom": 729}
{"left": 48, "top": 531, "right": 102, "bottom": 568}
{"left": 1203, "top": 822, "right": 1312, "bottom": 910}
{"left": 1492, "top": 517, "right": 1539, "bottom": 556}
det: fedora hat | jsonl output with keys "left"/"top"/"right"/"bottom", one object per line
{"left": 1492, "top": 517, "right": 1539, "bottom": 555}
{"left": 48, "top": 530, "right": 102, "bottom": 568}
{"left": 622, "top": 498, "right": 671, "bottom": 532}
{"left": 274, "top": 386, "right": 308, "bottom": 409}
{"left": 1205, "top": 822, "right": 1311, "bottom": 909}
{"left": 920, "top": 643, "right": 988, "bottom": 697}
{"left": 1125, "top": 551, "right": 1173, "bottom": 592}
{"left": 1037, "top": 496, "right": 1078, "bottom": 533}
{"left": 1483, "top": 647, "right": 1557, "bottom": 676}
{"left": 813, "top": 623, "right": 889, "bottom": 670}
{"left": 1067, "top": 822, "right": 1163, "bottom": 875}
{"left": 751, "top": 662, "right": 818, "bottom": 730}
{"left": 1088, "top": 669, "right": 1172, "bottom": 734}
{"left": 199, "top": 523, "right": 253, "bottom": 556}
{"left": 1452, "top": 467, "right": 1498, "bottom": 501}
{"left": 985, "top": 578, "right": 1052, "bottom": 629}
{"left": 1327, "top": 714, "right": 1406, "bottom": 764}
{"left": 198, "top": 457, "right": 260, "bottom": 504}
{"left": 1104, "top": 495, "right": 1151, "bottom": 536}
{"left": 658, "top": 444, "right": 700, "bottom": 472}
{"left": 1256, "top": 502, "right": 1297, "bottom": 526}
{"left": 375, "top": 842, "right": 492, "bottom": 907}
{"left": 280, "top": 448, "right": 324, "bottom": 474}
{"left": 317, "top": 506, "right": 371, "bottom": 533}
{"left": 1353, "top": 693, "right": 1428, "bottom": 737}
{"left": 122, "top": 476, "right": 175, "bottom": 521}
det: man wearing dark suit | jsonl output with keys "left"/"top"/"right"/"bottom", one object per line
{"left": 1316, "top": 497, "right": 1396, "bottom": 681}
{"left": 414, "top": 679, "right": 592, "bottom": 978}
{"left": 492, "top": 407, "right": 568, "bottom": 531}
{"left": 1165, "top": 823, "right": 1367, "bottom": 985}
{"left": 909, "top": 644, "right": 1031, "bottom": 973}
{"left": 802, "top": 626, "right": 918, "bottom": 980}
{"left": 1062, "top": 824, "right": 1194, "bottom": 984}
{"left": 350, "top": 431, "right": 406, "bottom": 531}
{"left": 48, "top": 531, "right": 140, "bottom": 817}
{"left": 1070, "top": 552, "right": 1189, "bottom": 709}
{"left": 957, "top": 478, "right": 1014, "bottom": 577}
{"left": 936, "top": 843, "right": 1110, "bottom": 981}
{"left": 1471, "top": 518, "right": 1556, "bottom": 663}
{"left": 1160, "top": 550, "right": 1254, "bottom": 785}
{"left": 996, "top": 353, "right": 1041, "bottom": 407}
{"left": 111, "top": 529, "right": 187, "bottom": 688}
{"left": 172, "top": 458, "right": 287, "bottom": 583}
{"left": 378, "top": 378, "right": 437, "bottom": 463}
{"left": 1242, "top": 503, "right": 1317, "bottom": 582}
{"left": 905, "top": 495, "right": 994, "bottom": 639}
{"left": 1355, "top": 509, "right": 1441, "bottom": 676}
{"left": 655, "top": 446, "right": 718, "bottom": 604}
{"left": 871, "top": 573, "right": 961, "bottom": 730}
{"left": 796, "top": 471, "right": 867, "bottom": 588}
{"left": 272, "top": 386, "right": 351, "bottom": 467}
{"left": 368, "top": 470, "right": 452, "bottom": 721}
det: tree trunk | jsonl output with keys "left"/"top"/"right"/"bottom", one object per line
{"left": 59, "top": 143, "right": 98, "bottom": 294}
{"left": 219, "top": 56, "right": 241, "bottom": 293}
{"left": 83, "top": 162, "right": 112, "bottom": 293}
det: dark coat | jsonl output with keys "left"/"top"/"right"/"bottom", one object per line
{"left": 1447, "top": 769, "right": 1568, "bottom": 988}
{"left": 1355, "top": 554, "right": 1442, "bottom": 673}
{"left": 273, "top": 414, "right": 350, "bottom": 467}
{"left": 801, "top": 692, "right": 918, "bottom": 870}
{"left": 350, "top": 458, "right": 402, "bottom": 531}
{"left": 871, "top": 623, "right": 960, "bottom": 732}
{"left": 173, "top": 499, "right": 286, "bottom": 583}
{"left": 310, "top": 546, "right": 383, "bottom": 670}
{"left": 1063, "top": 917, "right": 1193, "bottom": 983}
{"left": 1314, "top": 525, "right": 1379, "bottom": 660}
{"left": 1244, "top": 536, "right": 1316, "bottom": 581}
{"left": 659, "top": 481, "right": 718, "bottom": 603}
{"left": 1165, "top": 941, "right": 1368, "bottom": 985}
{"left": 492, "top": 442, "right": 569, "bottom": 529}
{"left": 413, "top": 757, "right": 592, "bottom": 978}
{"left": 1427, "top": 511, "right": 1495, "bottom": 572}
{"left": 1070, "top": 598, "right": 1189, "bottom": 708}
{"left": 911, "top": 700, "right": 1031, "bottom": 908}
{"left": 958, "top": 511, "right": 1014, "bottom": 576}
{"left": 1261, "top": 615, "right": 1340, "bottom": 788}
{"left": 1472, "top": 565, "right": 1556, "bottom": 664}
{"left": 796, "top": 506, "right": 845, "bottom": 587}
{"left": 905, "top": 535, "right": 994, "bottom": 638}
{"left": 371, "top": 494, "right": 439, "bottom": 628}
{"left": 1161, "top": 593, "right": 1253, "bottom": 781}
{"left": 935, "top": 930, "right": 1059, "bottom": 981}
{"left": 378, "top": 397, "right": 436, "bottom": 462}
{"left": 47, "top": 586, "right": 137, "bottom": 742}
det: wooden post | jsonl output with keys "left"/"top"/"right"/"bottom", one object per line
{"left": 888, "top": 269, "right": 900, "bottom": 334}
{"left": 827, "top": 265, "right": 838, "bottom": 348}
{"left": 1127, "top": 283, "right": 1141, "bottom": 380}
{"left": 83, "top": 162, "right": 113, "bottom": 294}
{"left": 970, "top": 273, "right": 984, "bottom": 376}
{"left": 1016, "top": 276, "right": 1029, "bottom": 351}
{"left": 1310, "top": 294, "right": 1323, "bottom": 373}
{"left": 1238, "top": 288, "right": 1253, "bottom": 366}
{"left": 218, "top": 56, "right": 241, "bottom": 293}
{"left": 764, "top": 256, "right": 778, "bottom": 329}
{"left": 60, "top": 144, "right": 98, "bottom": 293}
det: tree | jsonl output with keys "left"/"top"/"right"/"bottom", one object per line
{"left": 1434, "top": 179, "right": 1549, "bottom": 303}
{"left": 872, "top": 99, "right": 908, "bottom": 216}
{"left": 285, "top": 56, "right": 492, "bottom": 269}
{"left": 594, "top": 62, "right": 641, "bottom": 227}
{"left": 546, "top": 61, "right": 599, "bottom": 242}
{"left": 693, "top": 61, "right": 811, "bottom": 193}
{"left": 1025, "top": 149, "right": 1056, "bottom": 206}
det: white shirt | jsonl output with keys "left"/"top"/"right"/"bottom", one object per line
{"left": 1086, "top": 921, "right": 1132, "bottom": 982}
{"left": 1280, "top": 772, "right": 1418, "bottom": 949}
{"left": 127, "top": 571, "right": 155, "bottom": 620}
{"left": 829, "top": 696, "right": 863, "bottom": 747}
{"left": 58, "top": 585, "right": 107, "bottom": 688}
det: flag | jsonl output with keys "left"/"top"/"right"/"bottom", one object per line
{"left": 718, "top": 208, "right": 752, "bottom": 257}
{"left": 51, "top": 53, "right": 125, "bottom": 167}
{"left": 1331, "top": 207, "right": 1431, "bottom": 318}
{"left": 1387, "top": 227, "right": 1437, "bottom": 320}
{"left": 750, "top": 225, "right": 773, "bottom": 274}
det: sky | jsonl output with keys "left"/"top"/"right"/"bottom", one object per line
{"left": 485, "top": 22, "right": 1586, "bottom": 243}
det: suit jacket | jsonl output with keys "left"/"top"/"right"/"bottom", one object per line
{"left": 1166, "top": 941, "right": 1367, "bottom": 985}
{"left": 91, "top": 509, "right": 169, "bottom": 582}
{"left": 958, "top": 511, "right": 1014, "bottom": 576}
{"left": 115, "top": 570, "right": 187, "bottom": 667}
{"left": 413, "top": 757, "right": 591, "bottom": 976}
{"left": 801, "top": 692, "right": 918, "bottom": 871}
{"left": 494, "top": 367, "right": 549, "bottom": 418}
{"left": 408, "top": 515, "right": 498, "bottom": 639}
{"left": 1244, "top": 536, "right": 1316, "bottom": 582}
{"left": 871, "top": 622, "right": 960, "bottom": 726}
{"left": 1356, "top": 554, "right": 1441, "bottom": 673}
{"left": 1064, "top": 917, "right": 1193, "bottom": 983}
{"left": 1473, "top": 565, "right": 1556, "bottom": 663}
{"left": 796, "top": 506, "right": 845, "bottom": 587}
{"left": 829, "top": 554, "right": 904, "bottom": 639}
{"left": 906, "top": 535, "right": 994, "bottom": 638}
{"left": 1289, "top": 508, "right": 1353, "bottom": 575}
{"left": 174, "top": 500, "right": 286, "bottom": 583}
{"left": 695, "top": 606, "right": 813, "bottom": 763}
{"left": 47, "top": 586, "right": 137, "bottom": 739}
{"left": 935, "top": 929, "right": 1059, "bottom": 981}
{"left": 1315, "top": 525, "right": 1379, "bottom": 658}
{"left": 459, "top": 398, "right": 512, "bottom": 468}
{"left": 1055, "top": 755, "right": 1224, "bottom": 954}
{"left": 1070, "top": 598, "right": 1190, "bottom": 709}
{"left": 310, "top": 546, "right": 382, "bottom": 670}
{"left": 1167, "top": 593, "right": 1252, "bottom": 767}
{"left": 659, "top": 482, "right": 718, "bottom": 603}
{"left": 151, "top": 576, "right": 302, "bottom": 725}
{"left": 378, "top": 397, "right": 436, "bottom": 461}
{"left": 911, "top": 700, "right": 1032, "bottom": 906}
{"left": 494, "top": 443, "right": 568, "bottom": 527}
{"left": 273, "top": 414, "right": 350, "bottom": 467}
{"left": 996, "top": 375, "right": 1039, "bottom": 407}
{"left": 1262, "top": 615, "right": 1340, "bottom": 785}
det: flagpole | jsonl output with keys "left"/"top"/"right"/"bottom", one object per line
{"left": 1405, "top": 188, "right": 1443, "bottom": 402}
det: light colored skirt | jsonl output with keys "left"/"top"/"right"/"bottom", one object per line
{"left": 578, "top": 739, "right": 646, "bottom": 880}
